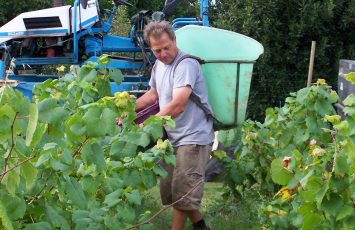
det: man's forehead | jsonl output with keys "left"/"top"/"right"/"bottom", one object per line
{"left": 150, "top": 33, "right": 173, "bottom": 45}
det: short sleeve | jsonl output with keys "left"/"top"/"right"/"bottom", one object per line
{"left": 173, "top": 59, "right": 200, "bottom": 89}
{"left": 149, "top": 64, "right": 157, "bottom": 88}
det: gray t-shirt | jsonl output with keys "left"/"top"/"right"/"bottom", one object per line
{"left": 149, "top": 51, "right": 214, "bottom": 147}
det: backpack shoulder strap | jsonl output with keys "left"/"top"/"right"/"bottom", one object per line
{"left": 173, "top": 54, "right": 221, "bottom": 125}
{"left": 172, "top": 54, "right": 205, "bottom": 73}
{"left": 189, "top": 92, "right": 214, "bottom": 120}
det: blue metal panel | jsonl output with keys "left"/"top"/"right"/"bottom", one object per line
{"left": 9, "top": 75, "right": 57, "bottom": 82}
{"left": 111, "top": 82, "right": 149, "bottom": 94}
{"left": 122, "top": 75, "right": 149, "bottom": 82}
{"left": 85, "top": 37, "right": 103, "bottom": 56}
{"left": 85, "top": 56, "right": 145, "bottom": 69}
{"left": 172, "top": 21, "right": 202, "bottom": 29}
{"left": 14, "top": 82, "right": 36, "bottom": 99}
{"left": 102, "top": 35, "right": 142, "bottom": 53}
{"left": 0, "top": 61, "right": 4, "bottom": 78}
{"left": 171, "top": 18, "right": 198, "bottom": 24}
{"left": 14, "top": 56, "right": 75, "bottom": 65}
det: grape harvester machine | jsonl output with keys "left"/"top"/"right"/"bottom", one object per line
{"left": 0, "top": 0, "right": 209, "bottom": 97}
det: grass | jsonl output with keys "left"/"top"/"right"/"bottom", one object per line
{"left": 140, "top": 182, "right": 261, "bottom": 230}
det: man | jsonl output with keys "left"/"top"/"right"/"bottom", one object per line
{"left": 136, "top": 21, "right": 214, "bottom": 230}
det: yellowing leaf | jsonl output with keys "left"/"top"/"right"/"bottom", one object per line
{"left": 56, "top": 66, "right": 66, "bottom": 72}
{"left": 98, "top": 54, "right": 110, "bottom": 66}
{"left": 343, "top": 94, "right": 355, "bottom": 107}
{"left": 344, "top": 72, "right": 355, "bottom": 84}
{"left": 316, "top": 79, "right": 326, "bottom": 85}
{"left": 212, "top": 150, "right": 227, "bottom": 160}
{"left": 324, "top": 115, "right": 341, "bottom": 124}
{"left": 310, "top": 148, "right": 325, "bottom": 157}
{"left": 274, "top": 186, "right": 297, "bottom": 202}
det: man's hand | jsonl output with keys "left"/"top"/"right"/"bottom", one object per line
{"left": 157, "top": 86, "right": 192, "bottom": 118}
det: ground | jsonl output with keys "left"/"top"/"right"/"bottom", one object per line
{"left": 141, "top": 182, "right": 260, "bottom": 230}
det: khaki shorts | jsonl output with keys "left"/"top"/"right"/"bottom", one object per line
{"left": 159, "top": 144, "right": 212, "bottom": 210}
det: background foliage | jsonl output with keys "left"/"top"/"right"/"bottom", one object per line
{"left": 0, "top": 0, "right": 51, "bottom": 26}
{"left": 210, "top": 0, "right": 355, "bottom": 120}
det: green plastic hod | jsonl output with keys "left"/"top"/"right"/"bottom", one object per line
{"left": 176, "top": 25, "right": 264, "bottom": 128}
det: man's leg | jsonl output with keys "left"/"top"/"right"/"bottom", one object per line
{"left": 171, "top": 144, "right": 211, "bottom": 230}
{"left": 172, "top": 209, "right": 202, "bottom": 230}
{"left": 172, "top": 208, "right": 188, "bottom": 230}
{"left": 185, "top": 209, "right": 203, "bottom": 223}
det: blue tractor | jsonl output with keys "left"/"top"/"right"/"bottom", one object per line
{"left": 0, "top": 0, "right": 209, "bottom": 98}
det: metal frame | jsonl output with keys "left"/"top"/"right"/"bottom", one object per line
{"left": 199, "top": 60, "right": 255, "bottom": 129}
{"left": 172, "top": 0, "right": 208, "bottom": 29}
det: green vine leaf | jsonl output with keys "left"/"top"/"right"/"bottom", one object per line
{"left": 21, "top": 161, "right": 37, "bottom": 189}
{"left": 23, "top": 222, "right": 51, "bottom": 230}
{"left": 320, "top": 193, "right": 344, "bottom": 217}
{"left": 336, "top": 205, "right": 353, "bottom": 221}
{"left": 125, "top": 190, "right": 141, "bottom": 206}
{"left": 38, "top": 98, "right": 67, "bottom": 124}
{"left": 2, "top": 168, "right": 20, "bottom": 196}
{"left": 25, "top": 103, "right": 38, "bottom": 146}
{"left": 270, "top": 158, "right": 293, "bottom": 185}
{"left": 108, "top": 68, "right": 124, "bottom": 85}
{"left": 0, "top": 199, "right": 14, "bottom": 230}
{"left": 96, "top": 77, "right": 112, "bottom": 97}
{"left": 1, "top": 194, "right": 26, "bottom": 221}
{"left": 63, "top": 176, "right": 87, "bottom": 210}
{"left": 45, "top": 204, "right": 70, "bottom": 230}
{"left": 78, "top": 66, "right": 97, "bottom": 82}
{"left": 104, "top": 190, "right": 122, "bottom": 208}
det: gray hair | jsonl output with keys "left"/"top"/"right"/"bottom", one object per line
{"left": 143, "top": 21, "right": 176, "bottom": 47}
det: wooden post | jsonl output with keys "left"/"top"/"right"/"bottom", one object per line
{"left": 307, "top": 41, "right": 316, "bottom": 87}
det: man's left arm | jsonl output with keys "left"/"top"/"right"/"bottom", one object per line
{"left": 156, "top": 86, "right": 192, "bottom": 118}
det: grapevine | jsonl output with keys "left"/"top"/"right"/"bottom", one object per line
{"left": 217, "top": 78, "right": 355, "bottom": 229}
{"left": 0, "top": 55, "right": 175, "bottom": 229}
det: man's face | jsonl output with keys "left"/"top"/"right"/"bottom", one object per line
{"left": 149, "top": 32, "right": 179, "bottom": 65}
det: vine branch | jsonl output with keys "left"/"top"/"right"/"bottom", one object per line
{"left": 1, "top": 113, "right": 18, "bottom": 181}
{"left": 73, "top": 137, "right": 89, "bottom": 158}
{"left": 0, "top": 155, "right": 36, "bottom": 178}
{"left": 124, "top": 179, "right": 204, "bottom": 230}
{"left": 26, "top": 170, "right": 54, "bottom": 204}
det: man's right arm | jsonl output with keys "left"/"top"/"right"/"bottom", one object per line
{"left": 135, "top": 88, "right": 159, "bottom": 111}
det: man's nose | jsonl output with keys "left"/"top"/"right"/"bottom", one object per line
{"left": 161, "top": 49, "right": 168, "bottom": 58}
